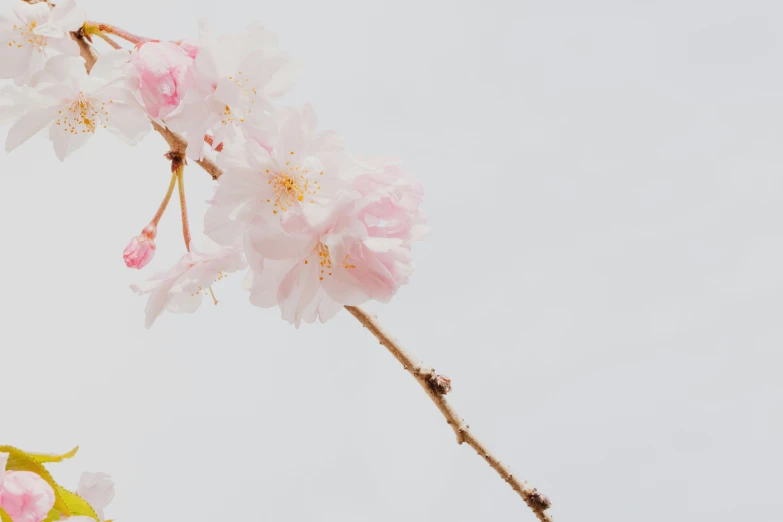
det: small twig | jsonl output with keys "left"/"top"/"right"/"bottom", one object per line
{"left": 72, "top": 31, "right": 223, "bottom": 181}
{"left": 344, "top": 305, "right": 553, "bottom": 522}
{"left": 151, "top": 121, "right": 222, "bottom": 180}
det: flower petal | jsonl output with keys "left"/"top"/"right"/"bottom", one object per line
{"left": 277, "top": 259, "right": 320, "bottom": 327}
{"left": 49, "top": 118, "right": 91, "bottom": 161}
{"left": 5, "top": 105, "right": 58, "bottom": 153}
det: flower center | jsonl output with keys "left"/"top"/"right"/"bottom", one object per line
{"left": 312, "top": 243, "right": 356, "bottom": 281}
{"left": 220, "top": 104, "right": 245, "bottom": 126}
{"left": 9, "top": 21, "right": 47, "bottom": 53}
{"left": 265, "top": 152, "right": 323, "bottom": 214}
{"left": 219, "top": 71, "right": 258, "bottom": 126}
{"left": 189, "top": 271, "right": 227, "bottom": 304}
{"left": 56, "top": 93, "right": 111, "bottom": 134}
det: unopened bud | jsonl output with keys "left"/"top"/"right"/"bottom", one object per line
{"left": 123, "top": 228, "right": 156, "bottom": 269}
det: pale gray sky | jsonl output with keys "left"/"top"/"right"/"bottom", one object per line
{"left": 1, "top": 0, "right": 782, "bottom": 521}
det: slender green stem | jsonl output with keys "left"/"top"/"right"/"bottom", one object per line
{"left": 150, "top": 171, "right": 178, "bottom": 227}
{"left": 176, "top": 165, "right": 191, "bottom": 252}
{"left": 93, "top": 31, "right": 122, "bottom": 50}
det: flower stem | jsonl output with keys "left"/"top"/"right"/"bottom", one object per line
{"left": 344, "top": 305, "right": 554, "bottom": 522}
{"left": 93, "top": 31, "right": 122, "bottom": 50}
{"left": 149, "top": 171, "right": 178, "bottom": 227}
{"left": 84, "top": 21, "right": 152, "bottom": 46}
{"left": 175, "top": 164, "right": 191, "bottom": 252}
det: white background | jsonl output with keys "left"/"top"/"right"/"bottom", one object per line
{"left": 1, "top": 0, "right": 782, "bottom": 521}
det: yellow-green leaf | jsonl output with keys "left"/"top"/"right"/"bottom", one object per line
{"left": 0, "top": 446, "right": 72, "bottom": 516}
{"left": 42, "top": 508, "right": 63, "bottom": 522}
{"left": 56, "top": 486, "right": 99, "bottom": 520}
{"left": 0, "top": 507, "right": 13, "bottom": 522}
{"left": 27, "top": 446, "right": 79, "bottom": 464}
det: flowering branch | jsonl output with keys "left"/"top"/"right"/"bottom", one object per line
{"left": 72, "top": 31, "right": 223, "bottom": 180}
{"left": 72, "top": 21, "right": 552, "bottom": 521}
{"left": 4, "top": 5, "right": 556, "bottom": 520}
{"left": 345, "top": 306, "right": 554, "bottom": 522}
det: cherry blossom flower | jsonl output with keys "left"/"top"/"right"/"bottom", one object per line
{"left": 3, "top": 50, "right": 150, "bottom": 161}
{"left": 76, "top": 472, "right": 114, "bottom": 522}
{"left": 243, "top": 193, "right": 418, "bottom": 326}
{"left": 352, "top": 157, "right": 429, "bottom": 243}
{"left": 130, "top": 243, "right": 246, "bottom": 328}
{"left": 241, "top": 165, "right": 425, "bottom": 327}
{"left": 0, "top": 0, "right": 85, "bottom": 82}
{"left": 0, "top": 470, "right": 55, "bottom": 522}
{"left": 201, "top": 105, "right": 426, "bottom": 326}
{"left": 165, "top": 19, "right": 301, "bottom": 159}
{"left": 204, "top": 104, "right": 355, "bottom": 246}
{"left": 130, "top": 40, "right": 197, "bottom": 119}
{"left": 123, "top": 225, "right": 156, "bottom": 269}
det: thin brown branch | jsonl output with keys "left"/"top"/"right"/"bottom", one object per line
{"left": 151, "top": 121, "right": 222, "bottom": 180}
{"left": 344, "top": 305, "right": 554, "bottom": 522}
{"left": 72, "top": 31, "right": 223, "bottom": 181}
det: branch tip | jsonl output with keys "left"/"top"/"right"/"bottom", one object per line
{"left": 344, "top": 305, "right": 553, "bottom": 521}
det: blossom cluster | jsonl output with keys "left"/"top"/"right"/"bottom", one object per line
{"left": 0, "top": 446, "right": 114, "bottom": 522}
{"left": 0, "top": 0, "right": 427, "bottom": 327}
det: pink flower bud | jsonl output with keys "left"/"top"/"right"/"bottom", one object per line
{"left": 0, "top": 471, "right": 56, "bottom": 522}
{"left": 130, "top": 41, "right": 196, "bottom": 119}
{"left": 124, "top": 226, "right": 157, "bottom": 269}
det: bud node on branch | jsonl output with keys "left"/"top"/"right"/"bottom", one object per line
{"left": 527, "top": 489, "right": 552, "bottom": 511}
{"left": 427, "top": 373, "right": 452, "bottom": 395}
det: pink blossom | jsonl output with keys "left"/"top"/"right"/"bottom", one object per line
{"left": 204, "top": 105, "right": 355, "bottom": 247}
{"left": 244, "top": 191, "right": 419, "bottom": 326}
{"left": 0, "top": 471, "right": 55, "bottom": 522}
{"left": 203, "top": 105, "right": 427, "bottom": 326}
{"left": 123, "top": 226, "right": 156, "bottom": 269}
{"left": 165, "top": 20, "right": 302, "bottom": 159}
{"left": 4, "top": 52, "right": 150, "bottom": 162}
{"left": 130, "top": 41, "right": 196, "bottom": 119}
{"left": 352, "top": 157, "right": 429, "bottom": 243}
{"left": 76, "top": 472, "right": 114, "bottom": 521}
{"left": 130, "top": 243, "right": 246, "bottom": 328}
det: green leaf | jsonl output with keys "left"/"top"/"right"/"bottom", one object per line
{"left": 0, "top": 446, "right": 72, "bottom": 516}
{"left": 56, "top": 486, "right": 99, "bottom": 520}
{"left": 42, "top": 508, "right": 63, "bottom": 522}
{"left": 0, "top": 507, "right": 13, "bottom": 522}
{"left": 27, "top": 446, "right": 79, "bottom": 464}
